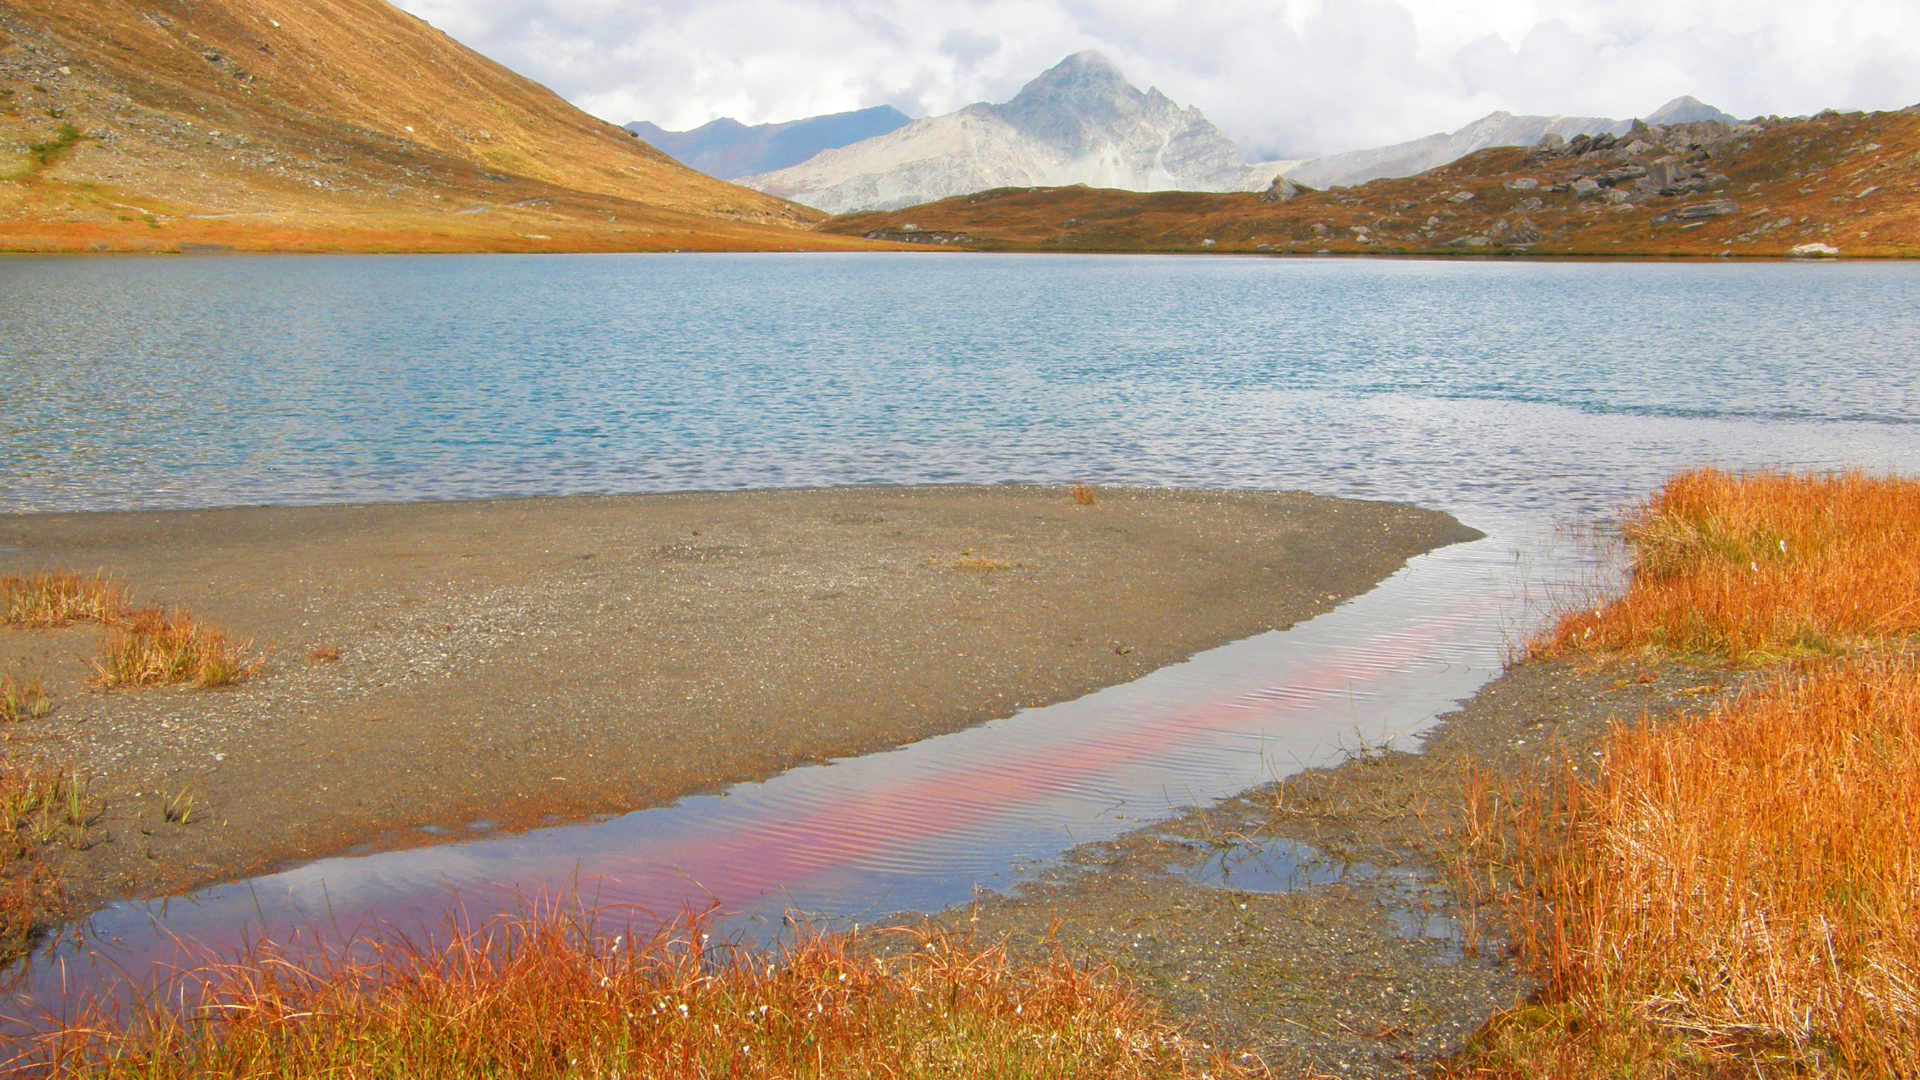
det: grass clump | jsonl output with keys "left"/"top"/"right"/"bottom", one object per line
{"left": 1, "top": 570, "right": 125, "bottom": 628}
{"left": 1534, "top": 468, "right": 1920, "bottom": 665}
{"left": 94, "top": 608, "right": 257, "bottom": 689}
{"left": 1071, "top": 483, "right": 1099, "bottom": 507}
{"left": 1461, "top": 656, "right": 1920, "bottom": 1078}
{"left": 1, "top": 673, "right": 51, "bottom": 723}
{"left": 0, "top": 762, "right": 92, "bottom": 961}
{"left": 2, "top": 570, "right": 259, "bottom": 688}
{"left": 31, "top": 912, "right": 1241, "bottom": 1080}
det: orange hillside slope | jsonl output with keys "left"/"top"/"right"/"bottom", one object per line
{"left": 0, "top": 0, "right": 887, "bottom": 252}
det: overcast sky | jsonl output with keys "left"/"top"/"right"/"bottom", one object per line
{"left": 396, "top": 0, "right": 1920, "bottom": 160}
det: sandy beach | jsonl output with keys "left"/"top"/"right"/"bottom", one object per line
{"left": 0, "top": 485, "right": 1476, "bottom": 911}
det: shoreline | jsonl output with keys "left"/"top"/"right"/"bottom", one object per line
{"left": 0, "top": 244, "right": 1897, "bottom": 260}
{"left": 0, "top": 485, "right": 1477, "bottom": 917}
{"left": 894, "top": 655, "right": 1732, "bottom": 1078}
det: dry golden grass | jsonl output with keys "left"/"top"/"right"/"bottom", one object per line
{"left": 1071, "top": 484, "right": 1100, "bottom": 507}
{"left": 30, "top": 911, "right": 1247, "bottom": 1080}
{"left": 1456, "top": 468, "right": 1920, "bottom": 1078}
{"left": 2, "top": 570, "right": 259, "bottom": 688}
{"left": 0, "top": 673, "right": 51, "bottom": 723}
{"left": 1462, "top": 657, "right": 1920, "bottom": 1078}
{"left": 0, "top": 570, "right": 125, "bottom": 628}
{"left": 1535, "top": 468, "right": 1920, "bottom": 664}
{"left": 307, "top": 645, "right": 342, "bottom": 663}
{"left": 94, "top": 608, "right": 259, "bottom": 689}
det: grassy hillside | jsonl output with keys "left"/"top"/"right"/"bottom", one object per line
{"left": 825, "top": 107, "right": 1920, "bottom": 258}
{"left": 0, "top": 0, "right": 887, "bottom": 253}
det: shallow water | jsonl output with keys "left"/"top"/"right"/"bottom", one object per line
{"left": 4, "top": 254, "right": 1920, "bottom": 1017}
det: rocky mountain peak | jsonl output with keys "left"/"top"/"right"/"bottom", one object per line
{"left": 1004, "top": 50, "right": 1141, "bottom": 118}
{"left": 740, "top": 51, "right": 1274, "bottom": 213}
{"left": 1646, "top": 96, "right": 1739, "bottom": 126}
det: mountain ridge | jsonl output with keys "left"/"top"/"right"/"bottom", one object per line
{"left": 626, "top": 105, "right": 912, "bottom": 179}
{"left": 1283, "top": 96, "right": 1742, "bottom": 189}
{"left": 820, "top": 105, "right": 1920, "bottom": 259}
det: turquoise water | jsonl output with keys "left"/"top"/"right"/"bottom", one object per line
{"left": 4, "top": 253, "right": 1916, "bottom": 519}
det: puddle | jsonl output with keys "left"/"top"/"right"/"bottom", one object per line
{"left": 1170, "top": 838, "right": 1356, "bottom": 893}
{"left": 7, "top": 520, "right": 1583, "bottom": 1019}
{"left": 1172, "top": 837, "right": 1467, "bottom": 959}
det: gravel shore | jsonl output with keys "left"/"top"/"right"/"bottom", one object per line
{"left": 0, "top": 485, "right": 1475, "bottom": 911}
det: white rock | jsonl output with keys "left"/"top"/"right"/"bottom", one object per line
{"left": 1788, "top": 242, "right": 1841, "bottom": 258}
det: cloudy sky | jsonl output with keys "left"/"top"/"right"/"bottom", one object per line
{"left": 396, "top": 0, "right": 1920, "bottom": 159}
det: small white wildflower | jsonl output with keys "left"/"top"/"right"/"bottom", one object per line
{"left": 1752, "top": 561, "right": 1760, "bottom": 572}
{"left": 678, "top": 1003, "right": 688, "bottom": 1017}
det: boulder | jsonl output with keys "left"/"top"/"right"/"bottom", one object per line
{"left": 1490, "top": 216, "right": 1543, "bottom": 245}
{"left": 1503, "top": 177, "right": 1541, "bottom": 191}
{"left": 1258, "top": 175, "right": 1302, "bottom": 203}
{"left": 1788, "top": 242, "right": 1841, "bottom": 258}
{"left": 1571, "top": 177, "right": 1602, "bottom": 199}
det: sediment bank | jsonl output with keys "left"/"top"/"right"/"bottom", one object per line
{"left": 0, "top": 485, "right": 1476, "bottom": 913}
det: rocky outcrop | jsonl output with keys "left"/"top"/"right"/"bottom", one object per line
{"left": 1259, "top": 175, "right": 1303, "bottom": 203}
{"left": 1276, "top": 98, "right": 1736, "bottom": 191}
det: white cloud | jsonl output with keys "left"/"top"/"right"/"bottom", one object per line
{"left": 395, "top": 0, "right": 1920, "bottom": 159}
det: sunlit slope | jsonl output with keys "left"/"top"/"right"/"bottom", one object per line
{"left": 0, "top": 0, "right": 885, "bottom": 252}
{"left": 824, "top": 107, "right": 1920, "bottom": 258}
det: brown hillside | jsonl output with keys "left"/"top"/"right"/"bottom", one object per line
{"left": 0, "top": 0, "right": 887, "bottom": 252}
{"left": 825, "top": 107, "right": 1920, "bottom": 259}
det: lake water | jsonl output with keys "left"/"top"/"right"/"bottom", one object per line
{"left": 4, "top": 254, "right": 1915, "bottom": 519}
{"left": 4, "top": 253, "right": 1920, "bottom": 1015}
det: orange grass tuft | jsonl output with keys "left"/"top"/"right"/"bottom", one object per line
{"left": 93, "top": 608, "right": 258, "bottom": 689}
{"left": 1461, "top": 656, "right": 1920, "bottom": 1077}
{"left": 0, "top": 571, "right": 125, "bottom": 628}
{"left": 1071, "top": 484, "right": 1099, "bottom": 507}
{"left": 26, "top": 911, "right": 1247, "bottom": 1080}
{"left": 1534, "top": 468, "right": 1920, "bottom": 664}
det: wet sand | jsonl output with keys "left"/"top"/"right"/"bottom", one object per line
{"left": 0, "top": 486, "right": 1477, "bottom": 911}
